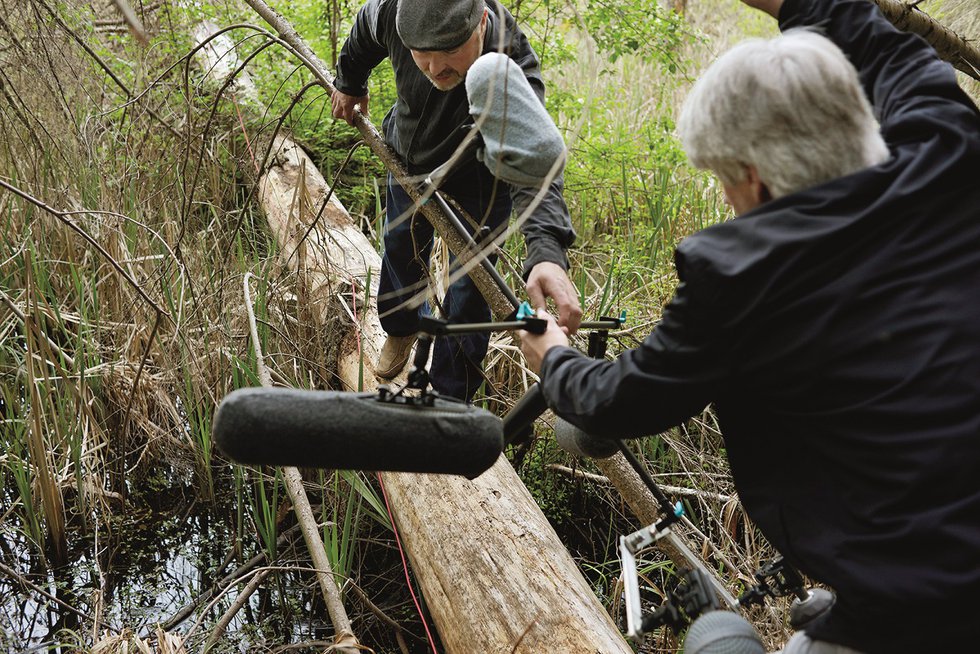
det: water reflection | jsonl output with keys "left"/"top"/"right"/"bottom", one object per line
{"left": 0, "top": 473, "right": 322, "bottom": 652}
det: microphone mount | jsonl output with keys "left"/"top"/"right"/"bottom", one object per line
{"left": 738, "top": 556, "right": 808, "bottom": 607}
{"left": 622, "top": 546, "right": 834, "bottom": 642}
{"left": 380, "top": 302, "right": 627, "bottom": 408}
{"left": 639, "top": 568, "right": 721, "bottom": 634}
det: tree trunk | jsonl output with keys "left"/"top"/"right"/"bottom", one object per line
{"left": 257, "top": 135, "right": 633, "bottom": 653}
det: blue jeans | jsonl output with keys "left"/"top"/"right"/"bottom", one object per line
{"left": 377, "top": 175, "right": 511, "bottom": 402}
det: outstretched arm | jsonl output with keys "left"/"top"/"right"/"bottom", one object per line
{"left": 465, "top": 52, "right": 582, "bottom": 332}
{"left": 332, "top": 0, "right": 390, "bottom": 125}
{"left": 522, "top": 281, "right": 724, "bottom": 439}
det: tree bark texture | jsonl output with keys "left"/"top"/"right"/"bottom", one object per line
{"left": 873, "top": 0, "right": 980, "bottom": 81}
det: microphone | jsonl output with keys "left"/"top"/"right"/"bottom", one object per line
{"left": 465, "top": 52, "right": 566, "bottom": 188}
{"left": 684, "top": 611, "right": 766, "bottom": 654}
{"left": 554, "top": 417, "right": 619, "bottom": 459}
{"left": 213, "top": 387, "right": 504, "bottom": 479}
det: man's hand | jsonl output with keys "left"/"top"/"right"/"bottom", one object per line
{"left": 331, "top": 89, "right": 369, "bottom": 126}
{"left": 740, "top": 0, "right": 783, "bottom": 18}
{"left": 526, "top": 261, "right": 583, "bottom": 334}
{"left": 519, "top": 310, "right": 569, "bottom": 374}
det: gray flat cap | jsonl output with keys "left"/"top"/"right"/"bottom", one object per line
{"left": 396, "top": 0, "right": 484, "bottom": 51}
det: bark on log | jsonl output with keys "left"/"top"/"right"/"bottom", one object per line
{"left": 257, "top": 135, "right": 633, "bottom": 653}
{"left": 872, "top": 0, "right": 980, "bottom": 82}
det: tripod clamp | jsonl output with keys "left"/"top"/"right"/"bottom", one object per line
{"left": 620, "top": 501, "right": 691, "bottom": 640}
{"left": 739, "top": 556, "right": 808, "bottom": 606}
{"left": 379, "top": 303, "right": 626, "bottom": 407}
{"left": 739, "top": 556, "right": 835, "bottom": 629}
{"left": 622, "top": 549, "right": 835, "bottom": 642}
{"left": 638, "top": 567, "right": 721, "bottom": 634}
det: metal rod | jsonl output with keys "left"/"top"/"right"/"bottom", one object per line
{"left": 580, "top": 320, "right": 622, "bottom": 330}
{"left": 502, "top": 383, "right": 548, "bottom": 444}
{"left": 427, "top": 320, "right": 536, "bottom": 335}
{"left": 429, "top": 189, "right": 522, "bottom": 310}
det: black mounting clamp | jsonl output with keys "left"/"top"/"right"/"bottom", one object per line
{"left": 739, "top": 557, "right": 835, "bottom": 630}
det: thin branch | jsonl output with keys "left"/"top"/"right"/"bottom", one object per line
{"left": 346, "top": 580, "right": 418, "bottom": 640}
{"left": 0, "top": 178, "right": 171, "bottom": 321}
{"left": 547, "top": 464, "right": 734, "bottom": 502}
{"left": 243, "top": 272, "right": 362, "bottom": 654}
{"left": 0, "top": 287, "right": 75, "bottom": 368}
{"left": 203, "top": 569, "right": 270, "bottom": 652}
{"left": 161, "top": 524, "right": 304, "bottom": 631}
{"left": 110, "top": 0, "right": 149, "bottom": 46}
{"left": 0, "top": 562, "right": 111, "bottom": 631}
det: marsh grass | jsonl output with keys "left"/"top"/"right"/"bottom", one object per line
{"left": 0, "top": 1, "right": 385, "bottom": 647}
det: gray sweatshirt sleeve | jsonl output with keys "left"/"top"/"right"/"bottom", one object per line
{"left": 464, "top": 51, "right": 577, "bottom": 277}
{"left": 511, "top": 177, "right": 576, "bottom": 278}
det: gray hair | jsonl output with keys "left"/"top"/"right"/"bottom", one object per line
{"left": 676, "top": 29, "right": 889, "bottom": 199}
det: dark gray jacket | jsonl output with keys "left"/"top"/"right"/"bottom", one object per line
{"left": 334, "top": 0, "right": 575, "bottom": 276}
{"left": 540, "top": 0, "right": 980, "bottom": 650}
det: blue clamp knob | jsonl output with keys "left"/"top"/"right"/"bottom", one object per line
{"left": 674, "top": 501, "right": 684, "bottom": 518}
{"left": 516, "top": 301, "right": 536, "bottom": 321}
{"left": 618, "top": 309, "right": 627, "bottom": 325}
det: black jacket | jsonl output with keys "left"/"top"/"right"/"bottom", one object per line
{"left": 334, "top": 0, "right": 575, "bottom": 275}
{"left": 540, "top": 0, "right": 980, "bottom": 650}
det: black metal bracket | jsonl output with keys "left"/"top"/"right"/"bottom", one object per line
{"left": 378, "top": 304, "right": 624, "bottom": 407}
{"left": 739, "top": 557, "right": 809, "bottom": 605}
{"left": 641, "top": 568, "right": 721, "bottom": 634}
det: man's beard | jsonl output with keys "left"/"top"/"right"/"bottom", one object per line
{"left": 425, "top": 69, "right": 463, "bottom": 91}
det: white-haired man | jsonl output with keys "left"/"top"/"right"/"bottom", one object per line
{"left": 332, "top": 0, "right": 581, "bottom": 402}
{"left": 522, "top": 0, "right": 980, "bottom": 651}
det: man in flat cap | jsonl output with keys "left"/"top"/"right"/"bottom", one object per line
{"left": 332, "top": 0, "right": 581, "bottom": 402}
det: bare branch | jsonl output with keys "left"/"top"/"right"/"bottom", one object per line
{"left": 873, "top": 0, "right": 980, "bottom": 81}
{"left": 0, "top": 178, "right": 170, "bottom": 321}
{"left": 110, "top": 0, "right": 150, "bottom": 45}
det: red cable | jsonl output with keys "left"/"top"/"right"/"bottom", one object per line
{"left": 377, "top": 472, "right": 439, "bottom": 654}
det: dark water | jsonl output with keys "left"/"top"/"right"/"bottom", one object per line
{"left": 0, "top": 475, "right": 331, "bottom": 654}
